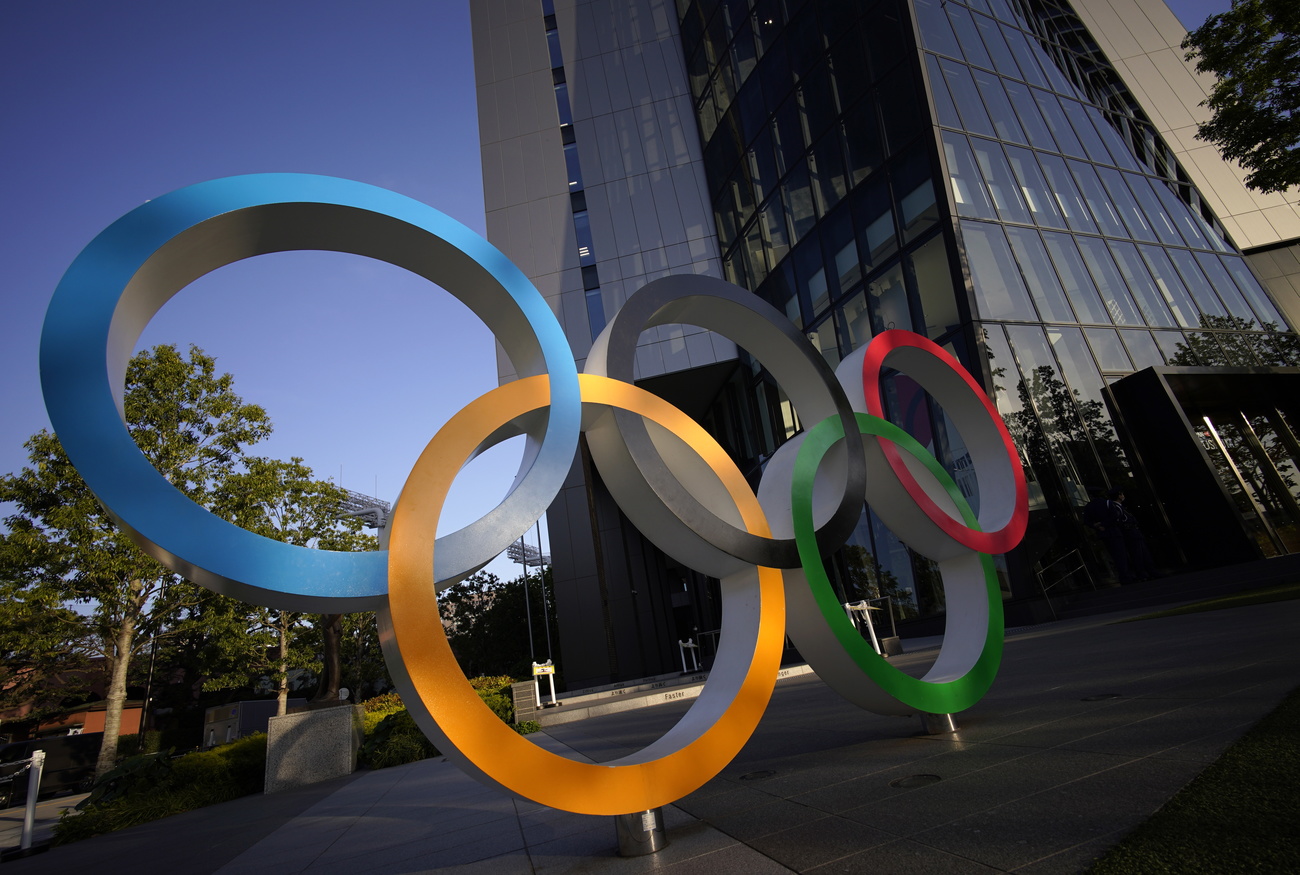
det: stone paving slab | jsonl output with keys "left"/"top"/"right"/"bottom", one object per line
{"left": 3, "top": 598, "right": 1297, "bottom": 873}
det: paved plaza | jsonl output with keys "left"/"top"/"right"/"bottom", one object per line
{"left": 4, "top": 595, "right": 1298, "bottom": 873}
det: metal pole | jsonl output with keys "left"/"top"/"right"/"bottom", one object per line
{"left": 519, "top": 539, "right": 536, "bottom": 663}
{"left": 536, "top": 519, "right": 553, "bottom": 661}
{"left": 20, "top": 751, "right": 45, "bottom": 850}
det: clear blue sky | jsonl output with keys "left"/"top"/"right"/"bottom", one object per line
{"left": 0, "top": 0, "right": 1229, "bottom": 576}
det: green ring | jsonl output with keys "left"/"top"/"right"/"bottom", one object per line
{"left": 791, "top": 413, "right": 1003, "bottom": 714}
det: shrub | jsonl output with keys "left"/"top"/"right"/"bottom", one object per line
{"left": 54, "top": 734, "right": 268, "bottom": 845}
{"left": 359, "top": 709, "right": 438, "bottom": 770}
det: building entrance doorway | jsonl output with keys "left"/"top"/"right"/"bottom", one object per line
{"left": 1196, "top": 409, "right": 1300, "bottom": 556}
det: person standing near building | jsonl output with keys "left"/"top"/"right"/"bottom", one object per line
{"left": 1084, "top": 486, "right": 1132, "bottom": 583}
{"left": 1110, "top": 489, "right": 1159, "bottom": 581}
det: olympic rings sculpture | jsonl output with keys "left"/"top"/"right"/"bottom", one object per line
{"left": 41, "top": 175, "right": 1026, "bottom": 816}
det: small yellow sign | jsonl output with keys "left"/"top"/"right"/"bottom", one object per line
{"left": 533, "top": 663, "right": 555, "bottom": 676}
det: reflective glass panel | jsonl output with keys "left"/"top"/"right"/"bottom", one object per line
{"left": 973, "top": 70, "right": 1027, "bottom": 144}
{"left": 1000, "top": 24, "right": 1051, "bottom": 89}
{"left": 1096, "top": 167, "right": 1157, "bottom": 242}
{"left": 1119, "top": 328, "right": 1164, "bottom": 368}
{"left": 1005, "top": 226, "right": 1074, "bottom": 321}
{"left": 867, "top": 261, "right": 912, "bottom": 333}
{"left": 1137, "top": 244, "right": 1202, "bottom": 328}
{"left": 974, "top": 12, "right": 1023, "bottom": 80}
{"left": 839, "top": 287, "right": 873, "bottom": 351}
{"left": 1168, "top": 248, "right": 1229, "bottom": 320}
{"left": 1033, "top": 89, "right": 1085, "bottom": 158}
{"left": 926, "top": 54, "right": 963, "bottom": 129}
{"left": 1067, "top": 160, "right": 1128, "bottom": 237}
{"left": 842, "top": 95, "right": 884, "bottom": 185}
{"left": 1003, "top": 79, "right": 1056, "bottom": 151}
{"left": 1149, "top": 177, "right": 1211, "bottom": 250}
{"left": 1048, "top": 326, "right": 1105, "bottom": 406}
{"left": 939, "top": 58, "right": 996, "bottom": 138}
{"left": 943, "top": 131, "right": 997, "bottom": 220}
{"left": 1075, "top": 236, "right": 1142, "bottom": 325}
{"left": 1125, "top": 173, "right": 1185, "bottom": 246}
{"left": 1108, "top": 241, "right": 1176, "bottom": 327}
{"left": 1223, "top": 256, "right": 1289, "bottom": 328}
{"left": 1005, "top": 144, "right": 1066, "bottom": 228}
{"left": 914, "top": 0, "right": 963, "bottom": 57}
{"left": 807, "top": 315, "right": 841, "bottom": 368}
{"left": 948, "top": 4, "right": 994, "bottom": 69}
{"left": 1060, "top": 97, "right": 1112, "bottom": 165}
{"left": 784, "top": 160, "right": 817, "bottom": 242}
{"left": 970, "top": 136, "right": 1031, "bottom": 224}
{"left": 1084, "top": 327, "right": 1133, "bottom": 372}
{"left": 855, "top": 175, "right": 898, "bottom": 268}
{"left": 894, "top": 149, "right": 940, "bottom": 242}
{"left": 1037, "top": 153, "right": 1096, "bottom": 233}
{"left": 961, "top": 220, "right": 1037, "bottom": 320}
{"left": 1152, "top": 330, "right": 1190, "bottom": 364}
{"left": 910, "top": 233, "right": 961, "bottom": 339}
{"left": 1042, "top": 231, "right": 1110, "bottom": 323}
{"left": 1193, "top": 251, "right": 1260, "bottom": 324}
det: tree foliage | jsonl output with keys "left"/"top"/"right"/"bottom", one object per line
{"left": 205, "top": 456, "right": 380, "bottom": 714}
{"left": 0, "top": 345, "right": 271, "bottom": 776}
{"left": 438, "top": 569, "right": 559, "bottom": 680}
{"left": 1184, "top": 0, "right": 1300, "bottom": 194}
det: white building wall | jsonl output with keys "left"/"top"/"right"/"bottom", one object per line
{"left": 1072, "top": 0, "right": 1300, "bottom": 327}
{"left": 473, "top": 0, "right": 732, "bottom": 383}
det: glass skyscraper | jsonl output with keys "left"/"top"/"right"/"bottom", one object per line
{"left": 472, "top": 0, "right": 1300, "bottom": 687}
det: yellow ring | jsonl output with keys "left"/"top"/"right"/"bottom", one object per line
{"left": 383, "top": 374, "right": 785, "bottom": 814}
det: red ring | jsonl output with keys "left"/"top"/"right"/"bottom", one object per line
{"left": 861, "top": 330, "right": 1028, "bottom": 554}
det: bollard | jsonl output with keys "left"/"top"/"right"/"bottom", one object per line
{"left": 615, "top": 808, "right": 668, "bottom": 856}
{"left": 920, "top": 712, "right": 958, "bottom": 734}
{"left": 20, "top": 750, "right": 46, "bottom": 850}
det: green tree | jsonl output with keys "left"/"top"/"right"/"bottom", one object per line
{"left": 438, "top": 569, "right": 559, "bottom": 680}
{"left": 0, "top": 533, "right": 92, "bottom": 727}
{"left": 208, "top": 457, "right": 378, "bottom": 715}
{"left": 0, "top": 345, "right": 271, "bottom": 777}
{"left": 1183, "top": 0, "right": 1300, "bottom": 194}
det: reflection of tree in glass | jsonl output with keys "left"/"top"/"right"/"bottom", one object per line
{"left": 1168, "top": 315, "right": 1299, "bottom": 366}
{"left": 836, "top": 543, "right": 919, "bottom": 619}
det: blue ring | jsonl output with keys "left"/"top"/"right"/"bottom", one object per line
{"left": 41, "top": 174, "right": 580, "bottom": 612}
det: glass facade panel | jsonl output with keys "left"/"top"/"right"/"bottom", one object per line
{"left": 1002, "top": 79, "right": 1056, "bottom": 151}
{"left": 1067, "top": 160, "right": 1128, "bottom": 238}
{"left": 1005, "top": 145, "right": 1066, "bottom": 229}
{"left": 1006, "top": 323, "right": 1104, "bottom": 500}
{"left": 914, "top": 0, "right": 963, "bottom": 59}
{"left": 1032, "top": 89, "right": 1085, "bottom": 157}
{"left": 1096, "top": 167, "right": 1157, "bottom": 242}
{"left": 1108, "top": 241, "right": 1176, "bottom": 327}
{"left": 894, "top": 150, "right": 940, "bottom": 242}
{"left": 1119, "top": 329, "right": 1165, "bottom": 369}
{"left": 1084, "top": 328, "right": 1133, "bottom": 372}
{"left": 1167, "top": 248, "right": 1228, "bottom": 320}
{"left": 970, "top": 137, "right": 1031, "bottom": 224}
{"left": 1041, "top": 231, "right": 1109, "bottom": 324}
{"left": 910, "top": 232, "right": 961, "bottom": 339}
{"left": 943, "top": 131, "right": 997, "bottom": 220}
{"left": 1076, "top": 236, "right": 1142, "bottom": 326}
{"left": 1000, "top": 24, "right": 1051, "bottom": 90}
{"left": 1137, "top": 244, "right": 1201, "bottom": 329}
{"left": 1193, "top": 251, "right": 1260, "bottom": 324}
{"left": 854, "top": 175, "right": 897, "bottom": 268}
{"left": 973, "top": 70, "right": 1027, "bottom": 144}
{"left": 948, "top": 3, "right": 994, "bottom": 69}
{"left": 961, "top": 220, "right": 1036, "bottom": 320}
{"left": 868, "top": 262, "right": 912, "bottom": 333}
{"left": 1005, "top": 226, "right": 1074, "bottom": 322}
{"left": 1223, "top": 256, "right": 1289, "bottom": 327}
{"left": 925, "top": 54, "right": 963, "bottom": 129}
{"left": 840, "top": 287, "right": 872, "bottom": 351}
{"left": 1036, "top": 153, "right": 1096, "bottom": 234}
{"left": 939, "top": 58, "right": 995, "bottom": 138}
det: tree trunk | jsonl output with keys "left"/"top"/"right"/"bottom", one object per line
{"left": 276, "top": 615, "right": 289, "bottom": 717}
{"left": 312, "top": 613, "right": 343, "bottom": 704}
{"left": 95, "top": 617, "right": 136, "bottom": 779}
